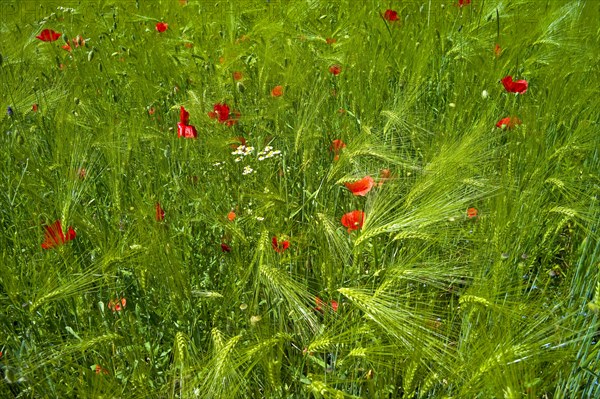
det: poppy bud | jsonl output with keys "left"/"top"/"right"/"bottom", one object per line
{"left": 7, "top": 106, "right": 13, "bottom": 117}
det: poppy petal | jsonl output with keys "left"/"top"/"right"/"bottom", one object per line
{"left": 36, "top": 29, "right": 61, "bottom": 42}
{"left": 156, "top": 203, "right": 165, "bottom": 221}
{"left": 156, "top": 22, "right": 168, "bottom": 33}
{"left": 341, "top": 210, "right": 365, "bottom": 233}
{"left": 329, "top": 65, "right": 342, "bottom": 75}
{"left": 183, "top": 124, "right": 197, "bottom": 138}
{"left": 180, "top": 106, "right": 190, "bottom": 124}
{"left": 501, "top": 75, "right": 528, "bottom": 94}
{"left": 41, "top": 220, "right": 75, "bottom": 249}
{"left": 330, "top": 300, "right": 339, "bottom": 312}
{"left": 467, "top": 207, "right": 478, "bottom": 219}
{"left": 271, "top": 85, "right": 283, "bottom": 97}
{"left": 496, "top": 116, "right": 522, "bottom": 129}
{"left": 383, "top": 9, "right": 399, "bottom": 21}
{"left": 329, "top": 139, "right": 346, "bottom": 153}
{"left": 344, "top": 176, "right": 374, "bottom": 196}
{"left": 41, "top": 220, "right": 63, "bottom": 249}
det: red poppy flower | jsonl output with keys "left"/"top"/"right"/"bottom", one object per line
{"left": 208, "top": 103, "right": 230, "bottom": 123}
{"left": 330, "top": 300, "right": 339, "bottom": 312}
{"left": 494, "top": 43, "right": 502, "bottom": 57}
{"left": 177, "top": 106, "right": 197, "bottom": 138}
{"left": 227, "top": 211, "right": 236, "bottom": 221}
{"left": 36, "top": 29, "right": 61, "bottom": 42}
{"left": 329, "top": 64, "right": 342, "bottom": 76}
{"left": 271, "top": 85, "right": 283, "bottom": 97}
{"left": 344, "top": 176, "right": 374, "bottom": 196}
{"left": 272, "top": 236, "right": 290, "bottom": 253}
{"left": 467, "top": 207, "right": 478, "bottom": 219}
{"left": 329, "top": 139, "right": 346, "bottom": 153}
{"left": 233, "top": 71, "right": 243, "bottom": 81}
{"left": 41, "top": 220, "right": 76, "bottom": 249}
{"left": 221, "top": 243, "right": 232, "bottom": 252}
{"left": 32, "top": 104, "right": 38, "bottom": 112}
{"left": 383, "top": 9, "right": 399, "bottom": 22}
{"left": 155, "top": 203, "right": 165, "bottom": 221}
{"left": 501, "top": 76, "right": 528, "bottom": 94}
{"left": 341, "top": 210, "right": 365, "bottom": 233}
{"left": 156, "top": 22, "right": 168, "bottom": 33}
{"left": 62, "top": 43, "right": 72, "bottom": 52}
{"left": 107, "top": 297, "right": 126, "bottom": 312}
{"left": 496, "top": 116, "right": 522, "bottom": 129}
{"left": 457, "top": 0, "right": 471, "bottom": 7}
{"left": 326, "top": 37, "right": 336, "bottom": 44}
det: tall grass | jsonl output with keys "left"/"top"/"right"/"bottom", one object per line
{"left": 1, "top": 0, "right": 599, "bottom": 397}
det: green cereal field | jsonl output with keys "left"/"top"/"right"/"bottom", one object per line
{"left": 1, "top": 0, "right": 599, "bottom": 397}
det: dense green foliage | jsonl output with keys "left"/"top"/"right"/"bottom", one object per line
{"left": 1, "top": 0, "right": 599, "bottom": 397}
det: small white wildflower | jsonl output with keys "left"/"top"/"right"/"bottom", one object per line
{"left": 481, "top": 90, "right": 489, "bottom": 99}
{"left": 234, "top": 157, "right": 242, "bottom": 163}
{"left": 130, "top": 244, "right": 142, "bottom": 250}
{"left": 242, "top": 166, "right": 254, "bottom": 175}
{"left": 256, "top": 216, "right": 265, "bottom": 221}
{"left": 449, "top": 102, "right": 456, "bottom": 108}
{"left": 258, "top": 156, "right": 265, "bottom": 161}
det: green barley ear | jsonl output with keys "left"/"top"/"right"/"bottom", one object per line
{"left": 30, "top": 269, "right": 102, "bottom": 312}
{"left": 174, "top": 331, "right": 188, "bottom": 365}
{"left": 588, "top": 264, "right": 600, "bottom": 314}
